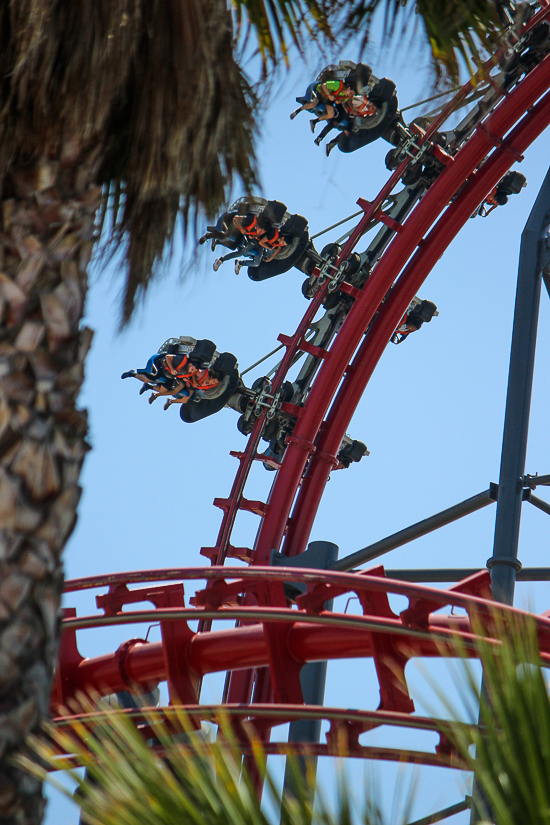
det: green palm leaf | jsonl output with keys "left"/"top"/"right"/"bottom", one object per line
{"left": 22, "top": 701, "right": 403, "bottom": 825}
{"left": 437, "top": 613, "right": 550, "bottom": 825}
{"left": 338, "top": 0, "right": 500, "bottom": 85}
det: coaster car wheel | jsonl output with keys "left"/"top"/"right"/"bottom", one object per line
{"left": 302, "top": 277, "right": 317, "bottom": 300}
{"left": 344, "top": 252, "right": 361, "bottom": 276}
{"left": 281, "top": 381, "right": 295, "bottom": 402}
{"left": 237, "top": 412, "right": 255, "bottom": 435}
{"left": 321, "top": 242, "right": 341, "bottom": 261}
{"left": 401, "top": 163, "right": 423, "bottom": 186}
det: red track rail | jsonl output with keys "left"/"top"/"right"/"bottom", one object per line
{"left": 206, "top": 11, "right": 550, "bottom": 713}
{"left": 204, "top": 6, "right": 550, "bottom": 570}
{"left": 266, "top": 52, "right": 550, "bottom": 563}
{"left": 51, "top": 703, "right": 471, "bottom": 770}
{"left": 54, "top": 566, "right": 550, "bottom": 773}
{"left": 283, "top": 63, "right": 550, "bottom": 556}
{"left": 56, "top": 567, "right": 550, "bottom": 704}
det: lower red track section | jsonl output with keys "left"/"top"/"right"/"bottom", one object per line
{"left": 55, "top": 566, "right": 550, "bottom": 768}
{"left": 56, "top": 5, "right": 550, "bottom": 788}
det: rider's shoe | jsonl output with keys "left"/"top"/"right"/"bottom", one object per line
{"left": 121, "top": 370, "right": 136, "bottom": 379}
{"left": 235, "top": 260, "right": 243, "bottom": 274}
{"left": 213, "top": 258, "right": 223, "bottom": 271}
{"left": 259, "top": 446, "right": 280, "bottom": 472}
{"left": 310, "top": 119, "right": 318, "bottom": 133}
{"left": 326, "top": 139, "right": 338, "bottom": 157}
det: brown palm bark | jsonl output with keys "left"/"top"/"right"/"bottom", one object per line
{"left": 0, "top": 149, "right": 102, "bottom": 822}
{"left": 0, "top": 1, "right": 256, "bottom": 820}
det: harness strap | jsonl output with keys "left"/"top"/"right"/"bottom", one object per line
{"left": 344, "top": 96, "right": 377, "bottom": 117}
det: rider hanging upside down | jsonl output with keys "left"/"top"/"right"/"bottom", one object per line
{"left": 224, "top": 212, "right": 288, "bottom": 274}
{"left": 200, "top": 199, "right": 288, "bottom": 274}
{"left": 471, "top": 170, "right": 527, "bottom": 218}
{"left": 291, "top": 61, "right": 406, "bottom": 157}
{"left": 121, "top": 337, "right": 242, "bottom": 423}
{"left": 200, "top": 197, "right": 311, "bottom": 282}
{"left": 122, "top": 352, "right": 220, "bottom": 409}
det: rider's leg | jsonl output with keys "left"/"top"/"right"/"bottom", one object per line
{"left": 315, "top": 121, "right": 335, "bottom": 146}
{"left": 239, "top": 246, "right": 264, "bottom": 268}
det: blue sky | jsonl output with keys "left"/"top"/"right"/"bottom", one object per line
{"left": 45, "top": 33, "right": 550, "bottom": 825}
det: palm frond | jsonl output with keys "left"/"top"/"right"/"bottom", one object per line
{"left": 0, "top": 0, "right": 504, "bottom": 325}
{"left": 22, "top": 698, "right": 410, "bottom": 825}
{"left": 437, "top": 613, "right": 550, "bottom": 825}
{"left": 233, "top": 0, "right": 332, "bottom": 69}
{"left": 338, "top": 0, "right": 501, "bottom": 85}
{"left": 0, "top": 1, "right": 259, "bottom": 326}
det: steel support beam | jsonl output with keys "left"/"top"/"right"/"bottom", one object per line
{"left": 524, "top": 488, "right": 550, "bottom": 517}
{"left": 407, "top": 798, "right": 470, "bottom": 825}
{"left": 385, "top": 567, "right": 550, "bottom": 582}
{"left": 332, "top": 486, "right": 498, "bottom": 572}
{"left": 472, "top": 166, "right": 550, "bottom": 825}
{"left": 487, "top": 166, "right": 550, "bottom": 603}
{"left": 522, "top": 472, "right": 550, "bottom": 487}
{"left": 277, "top": 542, "right": 339, "bottom": 819}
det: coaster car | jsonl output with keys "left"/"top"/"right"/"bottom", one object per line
{"left": 200, "top": 197, "right": 311, "bottom": 281}
{"left": 122, "top": 337, "right": 244, "bottom": 424}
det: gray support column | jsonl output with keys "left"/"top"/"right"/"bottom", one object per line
{"left": 487, "top": 166, "right": 550, "bottom": 605}
{"left": 471, "top": 166, "right": 550, "bottom": 825}
{"left": 275, "top": 541, "right": 339, "bottom": 818}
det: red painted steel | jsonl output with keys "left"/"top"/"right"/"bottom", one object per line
{"left": 201, "top": 4, "right": 550, "bottom": 573}
{"left": 51, "top": 703, "right": 469, "bottom": 770}
{"left": 284, "top": 78, "right": 550, "bottom": 556}
{"left": 260, "top": 51, "right": 550, "bottom": 565}
{"left": 208, "top": 286, "right": 331, "bottom": 566}
{"left": 54, "top": 567, "right": 550, "bottom": 712}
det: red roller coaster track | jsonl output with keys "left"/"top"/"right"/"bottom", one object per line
{"left": 55, "top": 4, "right": 550, "bottom": 810}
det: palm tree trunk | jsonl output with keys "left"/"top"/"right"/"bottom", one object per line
{"left": 0, "top": 150, "right": 102, "bottom": 823}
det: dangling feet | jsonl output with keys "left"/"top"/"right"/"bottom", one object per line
{"left": 310, "top": 119, "right": 319, "bottom": 133}
{"left": 235, "top": 260, "right": 244, "bottom": 274}
{"left": 213, "top": 257, "right": 223, "bottom": 271}
{"left": 326, "top": 139, "right": 338, "bottom": 157}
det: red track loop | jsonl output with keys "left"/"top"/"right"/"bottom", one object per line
{"left": 284, "top": 69, "right": 550, "bottom": 556}
{"left": 204, "top": 7, "right": 550, "bottom": 570}
{"left": 264, "top": 51, "right": 550, "bottom": 563}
